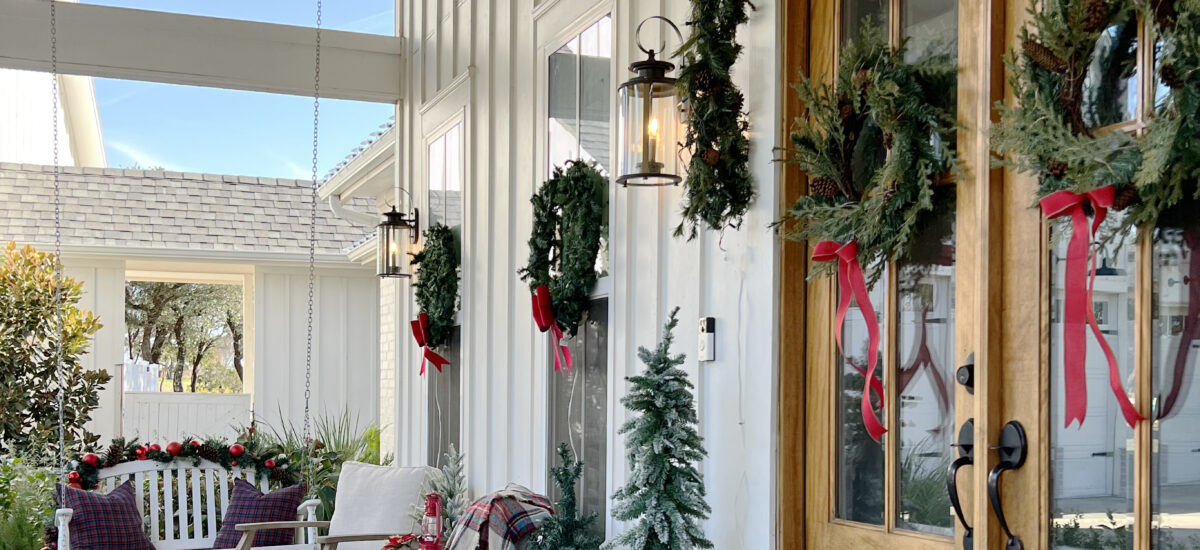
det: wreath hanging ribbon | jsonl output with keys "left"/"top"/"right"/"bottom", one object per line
{"left": 1159, "top": 228, "right": 1200, "bottom": 420}
{"left": 531, "top": 285, "right": 572, "bottom": 372}
{"left": 411, "top": 312, "right": 450, "bottom": 375}
{"left": 1040, "top": 185, "right": 1143, "bottom": 428}
{"left": 813, "top": 239, "right": 887, "bottom": 442}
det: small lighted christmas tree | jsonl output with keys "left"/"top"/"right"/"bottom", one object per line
{"left": 606, "top": 308, "right": 713, "bottom": 550}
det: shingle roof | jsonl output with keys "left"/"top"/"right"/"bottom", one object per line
{"left": 0, "top": 163, "right": 375, "bottom": 257}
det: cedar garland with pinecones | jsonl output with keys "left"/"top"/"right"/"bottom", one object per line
{"left": 673, "top": 0, "right": 757, "bottom": 240}
{"left": 69, "top": 436, "right": 300, "bottom": 491}
{"left": 779, "top": 22, "right": 958, "bottom": 285}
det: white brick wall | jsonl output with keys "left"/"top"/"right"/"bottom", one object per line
{"left": 378, "top": 276, "right": 397, "bottom": 456}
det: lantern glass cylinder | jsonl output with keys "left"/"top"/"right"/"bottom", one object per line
{"left": 377, "top": 209, "right": 411, "bottom": 278}
{"left": 616, "top": 57, "right": 681, "bottom": 187}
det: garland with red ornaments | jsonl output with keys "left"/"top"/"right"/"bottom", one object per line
{"left": 68, "top": 437, "right": 300, "bottom": 491}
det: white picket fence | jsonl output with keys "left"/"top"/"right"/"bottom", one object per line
{"left": 122, "top": 392, "right": 252, "bottom": 442}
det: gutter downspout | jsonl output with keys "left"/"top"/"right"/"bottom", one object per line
{"left": 328, "top": 194, "right": 379, "bottom": 227}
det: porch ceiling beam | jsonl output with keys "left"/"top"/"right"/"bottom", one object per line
{"left": 0, "top": 0, "right": 403, "bottom": 103}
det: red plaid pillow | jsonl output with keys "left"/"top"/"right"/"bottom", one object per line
{"left": 59, "top": 481, "right": 155, "bottom": 550}
{"left": 213, "top": 479, "right": 307, "bottom": 548}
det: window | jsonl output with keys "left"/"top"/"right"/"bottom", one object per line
{"left": 426, "top": 121, "right": 463, "bottom": 467}
{"left": 544, "top": 15, "right": 612, "bottom": 532}
{"left": 834, "top": 1, "right": 958, "bottom": 536}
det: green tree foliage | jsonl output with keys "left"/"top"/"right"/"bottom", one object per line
{"left": 126, "top": 281, "right": 243, "bottom": 392}
{"left": 534, "top": 444, "right": 603, "bottom": 550}
{"left": 411, "top": 224, "right": 461, "bottom": 349}
{"left": 0, "top": 458, "right": 55, "bottom": 550}
{"left": 674, "top": 0, "right": 756, "bottom": 240}
{"left": 606, "top": 308, "right": 712, "bottom": 550}
{"left": 781, "top": 22, "right": 957, "bottom": 286}
{"left": 0, "top": 242, "right": 107, "bottom": 460}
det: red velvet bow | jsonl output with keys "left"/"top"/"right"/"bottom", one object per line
{"left": 813, "top": 240, "right": 887, "bottom": 442}
{"left": 410, "top": 312, "right": 450, "bottom": 375}
{"left": 532, "top": 285, "right": 572, "bottom": 372}
{"left": 1041, "top": 186, "right": 1143, "bottom": 428}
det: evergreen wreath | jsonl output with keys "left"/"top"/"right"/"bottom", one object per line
{"left": 673, "top": 0, "right": 756, "bottom": 240}
{"left": 519, "top": 160, "right": 608, "bottom": 337}
{"left": 411, "top": 223, "right": 461, "bottom": 349}
{"left": 70, "top": 436, "right": 300, "bottom": 491}
{"left": 781, "top": 22, "right": 957, "bottom": 285}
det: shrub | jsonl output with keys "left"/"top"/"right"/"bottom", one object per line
{"left": 0, "top": 457, "right": 56, "bottom": 550}
{"left": 0, "top": 242, "right": 107, "bottom": 461}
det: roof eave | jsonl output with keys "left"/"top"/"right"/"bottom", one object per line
{"left": 317, "top": 129, "right": 396, "bottom": 202}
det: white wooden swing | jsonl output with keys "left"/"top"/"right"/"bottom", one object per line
{"left": 43, "top": 1, "right": 413, "bottom": 548}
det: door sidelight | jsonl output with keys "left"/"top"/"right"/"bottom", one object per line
{"left": 947, "top": 418, "right": 974, "bottom": 549}
{"left": 987, "top": 421, "right": 1028, "bottom": 550}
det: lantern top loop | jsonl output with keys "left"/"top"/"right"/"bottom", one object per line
{"left": 635, "top": 16, "right": 683, "bottom": 57}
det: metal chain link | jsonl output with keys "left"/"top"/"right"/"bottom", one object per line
{"left": 303, "top": 0, "right": 321, "bottom": 491}
{"left": 50, "top": 0, "right": 68, "bottom": 489}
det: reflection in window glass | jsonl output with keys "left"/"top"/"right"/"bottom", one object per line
{"left": 548, "top": 298, "right": 608, "bottom": 536}
{"left": 841, "top": 0, "right": 888, "bottom": 44}
{"left": 80, "top": 1, "right": 395, "bottom": 35}
{"left": 1152, "top": 205, "right": 1200, "bottom": 549}
{"left": 1049, "top": 218, "right": 1137, "bottom": 549}
{"left": 901, "top": 0, "right": 957, "bottom": 63}
{"left": 896, "top": 189, "right": 955, "bottom": 536}
{"left": 837, "top": 270, "right": 887, "bottom": 525}
{"left": 1081, "top": 9, "right": 1139, "bottom": 128}
{"left": 428, "top": 123, "right": 463, "bottom": 228}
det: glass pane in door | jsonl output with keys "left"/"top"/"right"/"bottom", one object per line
{"left": 837, "top": 269, "right": 888, "bottom": 525}
{"left": 1080, "top": 8, "right": 1140, "bottom": 128}
{"left": 901, "top": 0, "right": 957, "bottom": 63}
{"left": 841, "top": 0, "right": 888, "bottom": 45}
{"left": 896, "top": 189, "right": 956, "bottom": 536}
{"left": 1152, "top": 207, "right": 1200, "bottom": 548}
{"left": 1049, "top": 220, "right": 1138, "bottom": 549}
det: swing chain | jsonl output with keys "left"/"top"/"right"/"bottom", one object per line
{"left": 303, "top": 0, "right": 322, "bottom": 490}
{"left": 50, "top": 0, "right": 68, "bottom": 486}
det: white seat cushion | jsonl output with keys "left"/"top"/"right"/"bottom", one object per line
{"left": 326, "top": 462, "right": 431, "bottom": 550}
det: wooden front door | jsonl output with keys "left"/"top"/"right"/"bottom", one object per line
{"left": 779, "top": 0, "right": 1200, "bottom": 549}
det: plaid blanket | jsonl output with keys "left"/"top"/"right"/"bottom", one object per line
{"left": 446, "top": 483, "right": 554, "bottom": 550}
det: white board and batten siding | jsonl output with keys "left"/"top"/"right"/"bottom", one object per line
{"left": 389, "top": 1, "right": 782, "bottom": 548}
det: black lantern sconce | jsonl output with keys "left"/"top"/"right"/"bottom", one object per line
{"left": 377, "top": 205, "right": 419, "bottom": 278}
{"left": 616, "top": 16, "right": 685, "bottom": 187}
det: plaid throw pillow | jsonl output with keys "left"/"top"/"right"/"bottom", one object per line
{"left": 213, "top": 479, "right": 307, "bottom": 548}
{"left": 59, "top": 481, "right": 155, "bottom": 550}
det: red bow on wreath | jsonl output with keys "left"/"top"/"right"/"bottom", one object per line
{"left": 813, "top": 239, "right": 887, "bottom": 442}
{"left": 1041, "top": 185, "right": 1143, "bottom": 428}
{"left": 411, "top": 312, "right": 450, "bottom": 375}
{"left": 532, "top": 285, "right": 572, "bottom": 372}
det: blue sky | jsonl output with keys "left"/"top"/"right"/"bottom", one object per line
{"left": 86, "top": 1, "right": 395, "bottom": 179}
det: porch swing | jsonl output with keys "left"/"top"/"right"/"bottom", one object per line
{"left": 45, "top": 1, "right": 433, "bottom": 549}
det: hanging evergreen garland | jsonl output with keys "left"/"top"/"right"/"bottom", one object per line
{"left": 780, "top": 23, "right": 958, "bottom": 286}
{"left": 411, "top": 223, "right": 460, "bottom": 349}
{"left": 519, "top": 160, "right": 608, "bottom": 337}
{"left": 673, "top": 0, "right": 756, "bottom": 240}
{"left": 70, "top": 436, "right": 300, "bottom": 491}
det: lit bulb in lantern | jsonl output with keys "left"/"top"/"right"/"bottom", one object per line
{"left": 646, "top": 117, "right": 659, "bottom": 165}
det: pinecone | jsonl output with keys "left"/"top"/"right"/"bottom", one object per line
{"left": 1046, "top": 160, "right": 1068, "bottom": 178}
{"left": 837, "top": 97, "right": 854, "bottom": 121}
{"left": 810, "top": 177, "right": 840, "bottom": 199}
{"left": 691, "top": 68, "right": 718, "bottom": 95}
{"left": 1113, "top": 185, "right": 1139, "bottom": 211}
{"left": 853, "top": 69, "right": 872, "bottom": 95}
{"left": 1152, "top": 0, "right": 1176, "bottom": 29}
{"left": 702, "top": 148, "right": 720, "bottom": 166}
{"left": 1162, "top": 64, "right": 1185, "bottom": 89}
{"left": 104, "top": 443, "right": 125, "bottom": 467}
{"left": 1022, "top": 39, "right": 1067, "bottom": 73}
{"left": 270, "top": 467, "right": 291, "bottom": 483}
{"left": 1082, "top": 0, "right": 1111, "bottom": 33}
{"left": 197, "top": 444, "right": 222, "bottom": 463}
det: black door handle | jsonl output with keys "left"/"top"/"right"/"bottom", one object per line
{"left": 987, "top": 421, "right": 1028, "bottom": 550}
{"left": 947, "top": 419, "right": 974, "bottom": 549}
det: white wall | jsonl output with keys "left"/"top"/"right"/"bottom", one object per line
{"left": 390, "top": 1, "right": 780, "bottom": 547}
{"left": 0, "top": 68, "right": 106, "bottom": 167}
{"left": 64, "top": 256, "right": 126, "bottom": 438}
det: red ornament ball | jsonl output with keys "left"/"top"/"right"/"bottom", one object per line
{"left": 230, "top": 460, "right": 238, "bottom": 467}
{"left": 190, "top": 440, "right": 201, "bottom": 447}
{"left": 68, "top": 471, "right": 81, "bottom": 482}
{"left": 82, "top": 453, "right": 100, "bottom": 467}
{"left": 166, "top": 441, "right": 183, "bottom": 457}
{"left": 148, "top": 443, "right": 161, "bottom": 452}
{"left": 135, "top": 446, "right": 149, "bottom": 460}
{"left": 229, "top": 444, "right": 246, "bottom": 458}
{"left": 264, "top": 459, "right": 276, "bottom": 469}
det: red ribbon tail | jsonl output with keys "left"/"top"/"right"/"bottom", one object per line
{"left": 1086, "top": 249, "right": 1143, "bottom": 427}
{"left": 419, "top": 355, "right": 427, "bottom": 376}
{"left": 1062, "top": 207, "right": 1091, "bottom": 428}
{"left": 843, "top": 253, "right": 886, "bottom": 442}
{"left": 425, "top": 347, "right": 450, "bottom": 373}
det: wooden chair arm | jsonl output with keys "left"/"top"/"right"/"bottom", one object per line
{"left": 233, "top": 521, "right": 331, "bottom": 550}
{"left": 315, "top": 532, "right": 400, "bottom": 550}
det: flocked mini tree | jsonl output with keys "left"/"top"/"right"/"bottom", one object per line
{"left": 606, "top": 308, "right": 712, "bottom": 550}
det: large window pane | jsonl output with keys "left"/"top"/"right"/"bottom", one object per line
{"left": 548, "top": 298, "right": 608, "bottom": 532}
{"left": 1050, "top": 220, "right": 1137, "bottom": 549}
{"left": 1152, "top": 206, "right": 1200, "bottom": 548}
{"left": 427, "top": 328, "right": 461, "bottom": 467}
{"left": 896, "top": 189, "right": 955, "bottom": 536}
{"left": 548, "top": 16, "right": 612, "bottom": 174}
{"left": 80, "top": 1, "right": 395, "bottom": 35}
{"left": 93, "top": 78, "right": 394, "bottom": 179}
{"left": 837, "top": 269, "right": 887, "bottom": 525}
